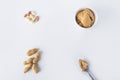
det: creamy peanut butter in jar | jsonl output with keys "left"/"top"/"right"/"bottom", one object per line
{"left": 76, "top": 8, "right": 95, "bottom": 28}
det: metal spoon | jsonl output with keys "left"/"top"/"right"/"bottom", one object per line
{"left": 79, "top": 59, "right": 95, "bottom": 80}
{"left": 85, "top": 68, "right": 95, "bottom": 80}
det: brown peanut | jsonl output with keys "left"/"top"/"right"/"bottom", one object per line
{"left": 33, "top": 51, "right": 40, "bottom": 63}
{"left": 32, "top": 63, "right": 39, "bottom": 73}
{"left": 27, "top": 57, "right": 34, "bottom": 63}
{"left": 24, "top": 58, "right": 34, "bottom": 65}
{"left": 24, "top": 48, "right": 41, "bottom": 74}
{"left": 23, "top": 61, "right": 29, "bottom": 65}
{"left": 36, "top": 51, "right": 41, "bottom": 57}
{"left": 24, "top": 63, "right": 32, "bottom": 73}
{"left": 33, "top": 57, "right": 39, "bottom": 63}
{"left": 27, "top": 48, "right": 38, "bottom": 56}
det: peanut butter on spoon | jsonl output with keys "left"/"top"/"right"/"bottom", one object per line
{"left": 79, "top": 59, "right": 88, "bottom": 71}
{"left": 79, "top": 59, "right": 95, "bottom": 80}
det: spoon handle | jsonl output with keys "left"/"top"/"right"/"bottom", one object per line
{"left": 87, "top": 71, "right": 95, "bottom": 80}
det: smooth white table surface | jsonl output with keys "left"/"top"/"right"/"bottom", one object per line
{"left": 0, "top": 0, "right": 120, "bottom": 80}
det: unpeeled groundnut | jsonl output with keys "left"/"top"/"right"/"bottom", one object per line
{"left": 27, "top": 48, "right": 38, "bottom": 56}
{"left": 33, "top": 57, "right": 39, "bottom": 63}
{"left": 24, "top": 48, "right": 40, "bottom": 74}
{"left": 24, "top": 61, "right": 28, "bottom": 65}
{"left": 33, "top": 51, "right": 41, "bottom": 63}
{"left": 35, "top": 51, "right": 40, "bottom": 58}
{"left": 32, "top": 63, "right": 39, "bottom": 73}
{"left": 24, "top": 58, "right": 34, "bottom": 65}
{"left": 27, "top": 57, "right": 34, "bottom": 63}
{"left": 24, "top": 63, "right": 33, "bottom": 73}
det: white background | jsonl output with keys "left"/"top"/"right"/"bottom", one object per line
{"left": 0, "top": 0, "right": 120, "bottom": 80}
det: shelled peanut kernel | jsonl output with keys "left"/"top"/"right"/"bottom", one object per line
{"left": 24, "top": 11, "right": 39, "bottom": 23}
